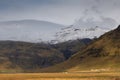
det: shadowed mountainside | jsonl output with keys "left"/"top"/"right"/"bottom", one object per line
{"left": 52, "top": 38, "right": 92, "bottom": 59}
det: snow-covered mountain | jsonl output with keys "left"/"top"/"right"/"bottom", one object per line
{"left": 54, "top": 26, "right": 109, "bottom": 42}
{"left": 0, "top": 20, "right": 65, "bottom": 42}
{"left": 0, "top": 18, "right": 117, "bottom": 43}
{"left": 54, "top": 16, "right": 117, "bottom": 42}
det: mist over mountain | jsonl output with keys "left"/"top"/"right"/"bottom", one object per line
{"left": 0, "top": 20, "right": 65, "bottom": 42}
{"left": 0, "top": 18, "right": 117, "bottom": 43}
{"left": 0, "top": 0, "right": 119, "bottom": 43}
{"left": 54, "top": 15, "right": 117, "bottom": 42}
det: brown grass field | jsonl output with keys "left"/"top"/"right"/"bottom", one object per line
{"left": 0, "top": 72, "right": 120, "bottom": 80}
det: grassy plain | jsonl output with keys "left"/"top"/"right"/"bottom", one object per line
{"left": 0, "top": 72, "right": 120, "bottom": 80}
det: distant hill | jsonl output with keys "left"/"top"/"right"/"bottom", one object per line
{"left": 40, "top": 25, "right": 120, "bottom": 72}
{"left": 0, "top": 38, "right": 91, "bottom": 73}
{"left": 0, "top": 41, "right": 65, "bottom": 72}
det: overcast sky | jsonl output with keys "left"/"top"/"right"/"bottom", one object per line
{"left": 0, "top": 0, "right": 120, "bottom": 25}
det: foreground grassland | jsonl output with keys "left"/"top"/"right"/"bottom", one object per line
{"left": 0, "top": 72, "right": 120, "bottom": 80}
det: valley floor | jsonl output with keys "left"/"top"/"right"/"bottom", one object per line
{"left": 0, "top": 72, "right": 120, "bottom": 80}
